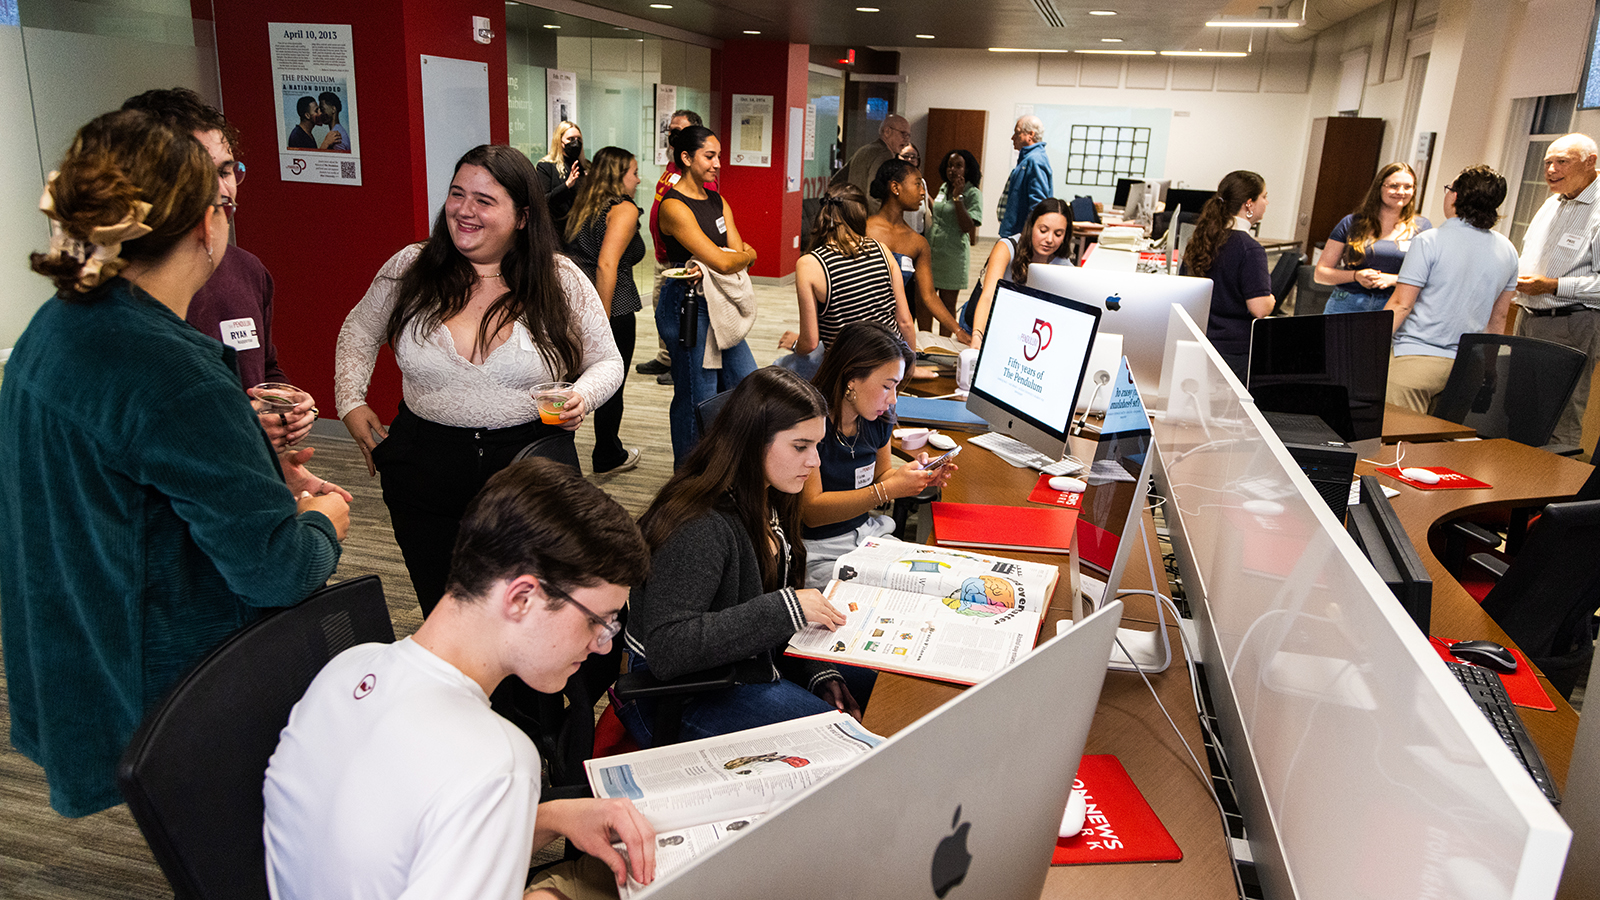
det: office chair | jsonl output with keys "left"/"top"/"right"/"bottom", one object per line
{"left": 117, "top": 576, "right": 394, "bottom": 900}
{"left": 1070, "top": 195, "right": 1099, "bottom": 225}
{"left": 1430, "top": 334, "right": 1586, "bottom": 447}
{"left": 1293, "top": 264, "right": 1334, "bottom": 316}
{"left": 1470, "top": 498, "right": 1600, "bottom": 699}
{"left": 696, "top": 389, "right": 733, "bottom": 435}
{"left": 1268, "top": 251, "right": 1303, "bottom": 315}
{"left": 511, "top": 430, "right": 580, "bottom": 468}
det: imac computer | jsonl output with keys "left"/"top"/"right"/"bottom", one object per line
{"left": 1025, "top": 264, "right": 1213, "bottom": 409}
{"left": 1246, "top": 309, "right": 1393, "bottom": 451}
{"left": 1072, "top": 357, "right": 1169, "bottom": 672}
{"left": 963, "top": 279, "right": 1101, "bottom": 459}
{"left": 1111, "top": 177, "right": 1141, "bottom": 210}
{"left": 1164, "top": 187, "right": 1214, "bottom": 217}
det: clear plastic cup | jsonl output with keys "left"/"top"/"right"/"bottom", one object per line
{"left": 533, "top": 382, "right": 575, "bottom": 425}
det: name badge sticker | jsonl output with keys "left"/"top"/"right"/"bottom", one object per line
{"left": 854, "top": 462, "right": 876, "bottom": 489}
{"left": 899, "top": 255, "right": 915, "bottom": 273}
{"left": 1558, "top": 232, "right": 1585, "bottom": 251}
{"left": 219, "top": 317, "right": 260, "bottom": 351}
{"left": 1396, "top": 240, "right": 1411, "bottom": 252}
{"left": 716, "top": 215, "right": 727, "bottom": 235}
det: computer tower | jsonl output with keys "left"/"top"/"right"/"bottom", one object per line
{"left": 1261, "top": 410, "right": 1358, "bottom": 520}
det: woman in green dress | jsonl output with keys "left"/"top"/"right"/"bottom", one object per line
{"left": 928, "top": 149, "right": 982, "bottom": 336}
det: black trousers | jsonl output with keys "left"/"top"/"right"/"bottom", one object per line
{"left": 372, "top": 402, "right": 562, "bottom": 615}
{"left": 592, "top": 312, "right": 637, "bottom": 471}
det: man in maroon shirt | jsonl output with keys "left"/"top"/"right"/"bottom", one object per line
{"left": 637, "top": 109, "right": 715, "bottom": 384}
{"left": 121, "top": 89, "right": 346, "bottom": 500}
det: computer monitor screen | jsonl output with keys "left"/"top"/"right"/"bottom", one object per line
{"left": 1025, "top": 265, "right": 1213, "bottom": 408}
{"left": 1112, "top": 177, "right": 1140, "bottom": 208}
{"left": 964, "top": 280, "right": 1100, "bottom": 459}
{"left": 1246, "top": 309, "right": 1393, "bottom": 443}
{"left": 1077, "top": 359, "right": 1155, "bottom": 602}
{"left": 1164, "top": 188, "right": 1214, "bottom": 216}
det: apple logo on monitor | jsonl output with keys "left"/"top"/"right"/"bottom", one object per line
{"left": 1105, "top": 293, "right": 1122, "bottom": 311}
{"left": 931, "top": 805, "right": 973, "bottom": 898}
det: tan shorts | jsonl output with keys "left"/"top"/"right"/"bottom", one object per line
{"left": 1386, "top": 354, "right": 1456, "bottom": 413}
{"left": 526, "top": 854, "right": 622, "bottom": 900}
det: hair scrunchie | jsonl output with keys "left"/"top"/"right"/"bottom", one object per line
{"left": 38, "top": 171, "right": 153, "bottom": 292}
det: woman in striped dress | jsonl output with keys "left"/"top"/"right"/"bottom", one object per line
{"left": 778, "top": 182, "right": 914, "bottom": 378}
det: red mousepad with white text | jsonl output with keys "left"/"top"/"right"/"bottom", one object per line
{"left": 1377, "top": 466, "right": 1491, "bottom": 490}
{"left": 1052, "top": 755, "right": 1182, "bottom": 865}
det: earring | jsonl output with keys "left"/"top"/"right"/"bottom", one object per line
{"left": 845, "top": 386, "right": 858, "bottom": 401}
{"left": 205, "top": 242, "right": 213, "bottom": 265}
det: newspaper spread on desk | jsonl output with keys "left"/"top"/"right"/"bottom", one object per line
{"left": 785, "top": 539, "right": 1060, "bottom": 685}
{"left": 585, "top": 711, "right": 883, "bottom": 896}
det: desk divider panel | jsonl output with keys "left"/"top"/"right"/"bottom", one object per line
{"left": 1151, "top": 305, "right": 1570, "bottom": 900}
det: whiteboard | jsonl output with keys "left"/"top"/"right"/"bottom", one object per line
{"left": 420, "top": 55, "right": 491, "bottom": 224}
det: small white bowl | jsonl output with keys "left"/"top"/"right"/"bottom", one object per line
{"left": 894, "top": 428, "right": 931, "bottom": 450}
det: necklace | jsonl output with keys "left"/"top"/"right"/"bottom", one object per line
{"left": 834, "top": 417, "right": 861, "bottom": 453}
{"left": 480, "top": 272, "right": 503, "bottom": 279}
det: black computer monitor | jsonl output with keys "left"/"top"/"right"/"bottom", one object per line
{"left": 1112, "top": 177, "right": 1140, "bottom": 208}
{"left": 1345, "top": 475, "right": 1433, "bottom": 632}
{"left": 1246, "top": 309, "right": 1393, "bottom": 444}
{"left": 964, "top": 279, "right": 1100, "bottom": 460}
{"left": 1164, "top": 188, "right": 1215, "bottom": 216}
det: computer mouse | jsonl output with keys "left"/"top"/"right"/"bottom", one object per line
{"left": 1450, "top": 640, "right": 1518, "bottom": 674}
{"left": 1240, "top": 499, "right": 1285, "bottom": 517}
{"left": 1058, "top": 789, "right": 1087, "bottom": 838}
{"left": 1399, "top": 467, "right": 1442, "bottom": 485}
{"left": 926, "top": 433, "right": 957, "bottom": 451}
{"left": 1048, "top": 476, "right": 1087, "bottom": 493}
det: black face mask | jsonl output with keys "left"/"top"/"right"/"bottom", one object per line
{"left": 564, "top": 140, "right": 583, "bottom": 162}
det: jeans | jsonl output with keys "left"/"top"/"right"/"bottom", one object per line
{"left": 1323, "top": 286, "right": 1389, "bottom": 314}
{"left": 613, "top": 650, "right": 878, "bottom": 749}
{"left": 656, "top": 277, "right": 758, "bottom": 464}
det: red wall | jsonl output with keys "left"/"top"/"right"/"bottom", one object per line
{"left": 715, "top": 41, "right": 806, "bottom": 279}
{"left": 211, "top": 0, "right": 509, "bottom": 422}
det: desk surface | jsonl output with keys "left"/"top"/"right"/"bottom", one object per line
{"left": 1356, "top": 439, "right": 1594, "bottom": 784}
{"left": 1382, "top": 403, "right": 1477, "bottom": 443}
{"left": 863, "top": 430, "right": 1237, "bottom": 899}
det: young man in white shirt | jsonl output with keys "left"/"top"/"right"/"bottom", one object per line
{"left": 264, "top": 458, "right": 656, "bottom": 899}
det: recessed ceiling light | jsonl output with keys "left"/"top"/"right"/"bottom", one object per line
{"left": 649, "top": 3, "right": 673, "bottom": 8}
{"left": 1100, "top": 38, "right": 1122, "bottom": 42}
{"left": 1160, "top": 49, "right": 1250, "bottom": 57}
{"left": 1088, "top": 9, "right": 1117, "bottom": 15}
{"left": 916, "top": 34, "right": 936, "bottom": 39}
{"left": 743, "top": 29, "right": 761, "bottom": 34}
{"left": 1206, "top": 19, "right": 1299, "bottom": 27}
{"left": 988, "top": 47, "right": 1071, "bottom": 53}
{"left": 856, "top": 6, "right": 880, "bottom": 12}
{"left": 542, "top": 24, "right": 560, "bottom": 29}
{"left": 1075, "top": 49, "right": 1156, "bottom": 55}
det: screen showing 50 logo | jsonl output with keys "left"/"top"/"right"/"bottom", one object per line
{"left": 1021, "top": 318, "right": 1052, "bottom": 361}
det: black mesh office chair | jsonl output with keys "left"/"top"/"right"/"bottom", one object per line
{"left": 1293, "top": 264, "right": 1334, "bottom": 316}
{"left": 1472, "top": 498, "right": 1600, "bottom": 699}
{"left": 511, "top": 430, "right": 580, "bottom": 468}
{"left": 696, "top": 389, "right": 734, "bottom": 435}
{"left": 1430, "top": 334, "right": 1586, "bottom": 447}
{"left": 1268, "top": 251, "right": 1303, "bottom": 315}
{"left": 117, "top": 576, "right": 394, "bottom": 900}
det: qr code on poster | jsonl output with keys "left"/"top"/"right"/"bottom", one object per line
{"left": 341, "top": 162, "right": 356, "bottom": 180}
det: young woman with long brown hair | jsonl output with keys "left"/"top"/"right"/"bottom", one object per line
{"left": 1314, "top": 162, "right": 1431, "bottom": 314}
{"left": 1180, "top": 170, "right": 1275, "bottom": 379}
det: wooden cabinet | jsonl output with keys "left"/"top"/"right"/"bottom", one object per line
{"left": 1295, "top": 117, "right": 1386, "bottom": 256}
{"left": 924, "top": 108, "right": 987, "bottom": 197}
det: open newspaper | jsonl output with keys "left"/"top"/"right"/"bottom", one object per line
{"left": 785, "top": 538, "right": 1061, "bottom": 685}
{"left": 584, "top": 711, "right": 883, "bottom": 896}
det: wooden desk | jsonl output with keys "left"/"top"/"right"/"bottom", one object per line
{"left": 866, "top": 430, "right": 1237, "bottom": 899}
{"left": 1357, "top": 439, "right": 1594, "bottom": 784}
{"left": 1382, "top": 403, "right": 1476, "bottom": 443}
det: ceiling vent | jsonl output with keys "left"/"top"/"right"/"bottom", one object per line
{"left": 1031, "top": 0, "right": 1066, "bottom": 28}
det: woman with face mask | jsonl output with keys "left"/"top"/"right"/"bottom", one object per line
{"left": 536, "top": 120, "right": 588, "bottom": 238}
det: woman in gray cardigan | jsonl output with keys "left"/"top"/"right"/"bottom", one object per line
{"left": 618, "top": 367, "right": 876, "bottom": 747}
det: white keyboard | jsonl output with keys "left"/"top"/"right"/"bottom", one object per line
{"left": 968, "top": 432, "right": 1085, "bottom": 476}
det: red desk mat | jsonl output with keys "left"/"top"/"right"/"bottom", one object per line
{"left": 1429, "top": 636, "right": 1555, "bottom": 711}
{"left": 1027, "top": 473, "right": 1086, "bottom": 509}
{"left": 1376, "top": 466, "right": 1491, "bottom": 491}
{"left": 1052, "top": 755, "right": 1182, "bottom": 866}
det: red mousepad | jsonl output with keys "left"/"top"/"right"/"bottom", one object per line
{"left": 1028, "top": 473, "right": 1086, "bottom": 509}
{"left": 1052, "top": 755, "right": 1182, "bottom": 865}
{"left": 1430, "top": 636, "right": 1555, "bottom": 711}
{"left": 1377, "top": 466, "right": 1491, "bottom": 490}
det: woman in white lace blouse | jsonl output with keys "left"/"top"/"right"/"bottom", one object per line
{"left": 335, "top": 144, "right": 623, "bottom": 614}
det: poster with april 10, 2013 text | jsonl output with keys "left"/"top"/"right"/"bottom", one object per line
{"left": 270, "top": 23, "right": 361, "bottom": 186}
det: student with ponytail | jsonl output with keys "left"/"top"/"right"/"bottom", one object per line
{"left": 1180, "top": 170, "right": 1275, "bottom": 379}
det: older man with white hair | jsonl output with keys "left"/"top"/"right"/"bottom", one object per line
{"left": 997, "top": 115, "right": 1054, "bottom": 238}
{"left": 844, "top": 113, "right": 911, "bottom": 213}
{"left": 1515, "top": 132, "right": 1600, "bottom": 448}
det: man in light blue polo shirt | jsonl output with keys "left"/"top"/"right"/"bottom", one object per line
{"left": 1384, "top": 165, "right": 1520, "bottom": 412}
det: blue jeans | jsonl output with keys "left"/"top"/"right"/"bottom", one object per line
{"left": 1323, "top": 286, "right": 1389, "bottom": 314}
{"left": 613, "top": 650, "right": 878, "bottom": 749}
{"left": 655, "top": 278, "right": 758, "bottom": 465}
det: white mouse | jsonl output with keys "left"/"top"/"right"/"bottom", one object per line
{"left": 926, "top": 433, "right": 957, "bottom": 451}
{"left": 1399, "top": 467, "right": 1441, "bottom": 485}
{"left": 1059, "top": 789, "right": 1087, "bottom": 838}
{"left": 1241, "top": 499, "right": 1285, "bottom": 517}
{"left": 1048, "top": 476, "right": 1087, "bottom": 493}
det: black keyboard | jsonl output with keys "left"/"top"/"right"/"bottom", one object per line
{"left": 1448, "top": 662, "right": 1560, "bottom": 806}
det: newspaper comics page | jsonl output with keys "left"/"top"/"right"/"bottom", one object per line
{"left": 584, "top": 711, "right": 882, "bottom": 833}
